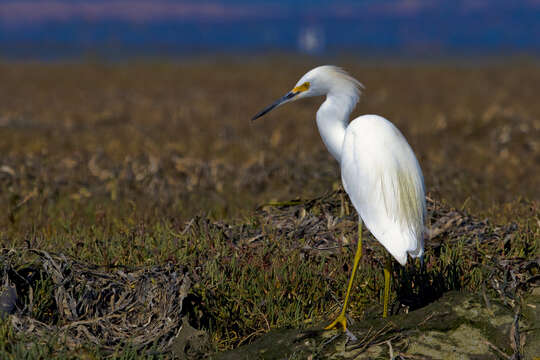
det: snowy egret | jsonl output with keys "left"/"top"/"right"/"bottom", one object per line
{"left": 252, "top": 66, "right": 426, "bottom": 331}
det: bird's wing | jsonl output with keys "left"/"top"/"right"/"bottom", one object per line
{"left": 341, "top": 115, "right": 426, "bottom": 265}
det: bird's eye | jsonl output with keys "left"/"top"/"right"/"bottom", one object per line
{"left": 293, "top": 82, "right": 310, "bottom": 93}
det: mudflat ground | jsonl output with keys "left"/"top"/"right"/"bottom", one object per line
{"left": 0, "top": 59, "right": 538, "bottom": 358}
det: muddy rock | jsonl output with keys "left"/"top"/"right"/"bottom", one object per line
{"left": 215, "top": 290, "right": 538, "bottom": 359}
{"left": 523, "top": 286, "right": 540, "bottom": 359}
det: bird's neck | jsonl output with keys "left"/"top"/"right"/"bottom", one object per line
{"left": 316, "top": 93, "right": 357, "bottom": 163}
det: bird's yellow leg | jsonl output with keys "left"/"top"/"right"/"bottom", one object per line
{"left": 383, "top": 256, "right": 391, "bottom": 318}
{"left": 325, "top": 220, "right": 362, "bottom": 331}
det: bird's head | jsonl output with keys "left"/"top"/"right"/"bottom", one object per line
{"left": 251, "top": 65, "right": 363, "bottom": 121}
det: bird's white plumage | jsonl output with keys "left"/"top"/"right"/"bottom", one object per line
{"left": 302, "top": 66, "right": 426, "bottom": 266}
{"left": 253, "top": 65, "right": 426, "bottom": 267}
{"left": 341, "top": 115, "right": 426, "bottom": 265}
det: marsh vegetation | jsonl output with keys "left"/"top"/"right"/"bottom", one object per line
{"left": 0, "top": 59, "right": 538, "bottom": 358}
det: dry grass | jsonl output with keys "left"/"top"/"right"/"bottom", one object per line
{"left": 0, "top": 58, "right": 538, "bottom": 358}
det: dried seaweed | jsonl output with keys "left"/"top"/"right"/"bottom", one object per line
{"left": 249, "top": 191, "right": 520, "bottom": 260}
{"left": 1, "top": 249, "right": 191, "bottom": 354}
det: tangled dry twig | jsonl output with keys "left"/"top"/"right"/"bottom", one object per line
{"left": 1, "top": 249, "right": 190, "bottom": 354}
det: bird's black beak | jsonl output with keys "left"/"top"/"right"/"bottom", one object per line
{"left": 251, "top": 91, "right": 298, "bottom": 121}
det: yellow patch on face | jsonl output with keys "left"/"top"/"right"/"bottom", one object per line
{"left": 292, "top": 82, "right": 310, "bottom": 93}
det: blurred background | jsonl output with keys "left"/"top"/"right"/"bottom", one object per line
{"left": 1, "top": 0, "right": 540, "bottom": 60}
{"left": 0, "top": 0, "right": 539, "bottom": 225}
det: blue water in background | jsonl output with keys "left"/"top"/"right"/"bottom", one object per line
{"left": 1, "top": 1, "right": 539, "bottom": 60}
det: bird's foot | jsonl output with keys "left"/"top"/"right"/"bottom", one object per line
{"left": 324, "top": 313, "right": 347, "bottom": 331}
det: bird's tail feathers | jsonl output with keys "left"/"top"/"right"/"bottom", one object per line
{"left": 376, "top": 226, "right": 424, "bottom": 266}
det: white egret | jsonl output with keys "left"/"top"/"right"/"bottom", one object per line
{"left": 252, "top": 66, "right": 426, "bottom": 331}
